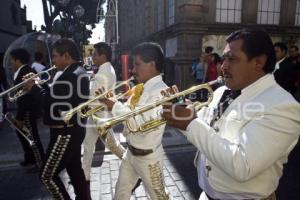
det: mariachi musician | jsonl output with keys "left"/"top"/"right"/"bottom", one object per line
{"left": 9, "top": 48, "right": 44, "bottom": 167}
{"left": 99, "top": 42, "right": 172, "bottom": 200}
{"left": 25, "top": 39, "right": 90, "bottom": 200}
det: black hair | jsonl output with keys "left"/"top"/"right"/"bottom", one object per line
{"left": 53, "top": 38, "right": 81, "bottom": 61}
{"left": 226, "top": 28, "right": 276, "bottom": 73}
{"left": 10, "top": 48, "right": 31, "bottom": 64}
{"left": 290, "top": 45, "right": 299, "bottom": 51}
{"left": 204, "top": 46, "right": 214, "bottom": 54}
{"left": 34, "top": 52, "right": 43, "bottom": 62}
{"left": 131, "top": 42, "right": 164, "bottom": 72}
{"left": 93, "top": 42, "right": 112, "bottom": 61}
{"left": 211, "top": 53, "right": 221, "bottom": 64}
{"left": 274, "top": 42, "right": 288, "bottom": 54}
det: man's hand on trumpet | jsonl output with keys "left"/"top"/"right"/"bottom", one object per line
{"left": 161, "top": 85, "right": 196, "bottom": 130}
{"left": 21, "top": 72, "right": 37, "bottom": 92}
{"left": 95, "top": 87, "right": 116, "bottom": 111}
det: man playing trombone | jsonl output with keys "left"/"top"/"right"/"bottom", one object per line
{"left": 9, "top": 48, "right": 44, "bottom": 167}
{"left": 99, "top": 42, "right": 172, "bottom": 200}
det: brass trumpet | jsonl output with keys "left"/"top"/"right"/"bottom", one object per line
{"left": 61, "top": 77, "right": 134, "bottom": 123}
{"left": 0, "top": 66, "right": 56, "bottom": 102}
{"left": 92, "top": 77, "right": 223, "bottom": 137}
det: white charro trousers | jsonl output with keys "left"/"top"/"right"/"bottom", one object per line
{"left": 82, "top": 120, "right": 101, "bottom": 180}
{"left": 82, "top": 117, "right": 125, "bottom": 180}
{"left": 114, "top": 145, "right": 172, "bottom": 200}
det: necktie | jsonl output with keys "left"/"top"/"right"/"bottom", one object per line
{"left": 210, "top": 89, "right": 241, "bottom": 128}
{"left": 217, "top": 89, "right": 241, "bottom": 117}
{"left": 130, "top": 83, "right": 144, "bottom": 108}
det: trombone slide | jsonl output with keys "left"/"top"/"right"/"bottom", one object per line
{"left": 61, "top": 76, "right": 134, "bottom": 123}
{"left": 4, "top": 112, "right": 34, "bottom": 146}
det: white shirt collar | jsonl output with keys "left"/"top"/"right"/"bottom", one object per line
{"left": 143, "top": 75, "right": 163, "bottom": 92}
{"left": 49, "top": 65, "right": 70, "bottom": 86}
{"left": 274, "top": 57, "right": 286, "bottom": 72}
{"left": 13, "top": 64, "right": 27, "bottom": 81}
{"left": 97, "top": 62, "right": 112, "bottom": 74}
{"left": 241, "top": 74, "right": 275, "bottom": 95}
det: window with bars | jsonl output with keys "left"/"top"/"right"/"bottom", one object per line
{"left": 216, "top": 0, "right": 242, "bottom": 23}
{"left": 296, "top": 0, "right": 300, "bottom": 25}
{"left": 257, "top": 0, "right": 281, "bottom": 25}
{"left": 168, "top": 0, "right": 175, "bottom": 26}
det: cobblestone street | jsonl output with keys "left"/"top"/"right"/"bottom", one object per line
{"left": 0, "top": 119, "right": 202, "bottom": 200}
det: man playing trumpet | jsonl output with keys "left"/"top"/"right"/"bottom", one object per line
{"left": 10, "top": 48, "right": 44, "bottom": 167}
{"left": 162, "top": 28, "right": 300, "bottom": 200}
{"left": 99, "top": 42, "right": 172, "bottom": 200}
{"left": 24, "top": 39, "right": 90, "bottom": 200}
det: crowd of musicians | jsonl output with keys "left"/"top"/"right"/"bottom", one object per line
{"left": 2, "top": 28, "right": 300, "bottom": 200}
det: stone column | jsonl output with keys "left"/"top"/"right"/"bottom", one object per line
{"left": 165, "top": 32, "right": 203, "bottom": 90}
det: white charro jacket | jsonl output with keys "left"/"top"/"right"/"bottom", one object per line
{"left": 90, "top": 62, "right": 116, "bottom": 104}
{"left": 112, "top": 75, "right": 168, "bottom": 150}
{"left": 185, "top": 74, "right": 300, "bottom": 198}
{"left": 89, "top": 62, "right": 116, "bottom": 120}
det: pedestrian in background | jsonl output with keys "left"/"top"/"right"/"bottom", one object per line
{"left": 289, "top": 45, "right": 300, "bottom": 102}
{"left": 191, "top": 54, "right": 208, "bottom": 84}
{"left": 31, "top": 52, "right": 46, "bottom": 73}
{"left": 273, "top": 42, "right": 297, "bottom": 95}
{"left": 206, "top": 53, "right": 221, "bottom": 82}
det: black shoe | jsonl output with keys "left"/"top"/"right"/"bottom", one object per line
{"left": 86, "top": 181, "right": 92, "bottom": 200}
{"left": 19, "top": 160, "right": 35, "bottom": 167}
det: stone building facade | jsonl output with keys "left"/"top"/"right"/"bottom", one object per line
{"left": 0, "top": 0, "right": 31, "bottom": 58}
{"left": 105, "top": 0, "right": 300, "bottom": 89}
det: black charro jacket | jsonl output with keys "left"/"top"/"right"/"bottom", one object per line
{"left": 14, "top": 65, "right": 39, "bottom": 121}
{"left": 34, "top": 62, "right": 89, "bottom": 126}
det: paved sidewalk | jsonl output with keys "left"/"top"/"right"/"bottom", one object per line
{"left": 0, "top": 118, "right": 202, "bottom": 200}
